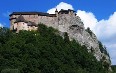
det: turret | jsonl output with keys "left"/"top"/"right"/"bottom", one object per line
{"left": 14, "top": 15, "right": 28, "bottom": 33}
{"left": 55, "top": 9, "right": 58, "bottom": 17}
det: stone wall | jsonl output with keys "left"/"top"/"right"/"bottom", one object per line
{"left": 10, "top": 15, "right": 58, "bottom": 29}
{"left": 16, "top": 22, "right": 28, "bottom": 33}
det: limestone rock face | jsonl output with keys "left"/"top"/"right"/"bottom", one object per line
{"left": 49, "top": 14, "right": 111, "bottom": 68}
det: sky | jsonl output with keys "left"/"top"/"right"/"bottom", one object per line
{"left": 0, "top": 0, "right": 116, "bottom": 65}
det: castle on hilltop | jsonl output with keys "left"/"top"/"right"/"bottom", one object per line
{"left": 9, "top": 9, "right": 112, "bottom": 67}
{"left": 9, "top": 9, "right": 80, "bottom": 33}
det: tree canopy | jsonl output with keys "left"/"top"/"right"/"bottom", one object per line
{"left": 0, "top": 24, "right": 111, "bottom": 73}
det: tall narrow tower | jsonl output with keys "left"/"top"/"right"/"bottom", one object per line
{"left": 55, "top": 9, "right": 58, "bottom": 17}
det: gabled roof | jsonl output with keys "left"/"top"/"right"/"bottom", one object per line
{"left": 9, "top": 12, "right": 49, "bottom": 16}
{"left": 59, "top": 9, "right": 75, "bottom": 14}
{"left": 27, "top": 21, "right": 37, "bottom": 27}
{"left": 15, "top": 15, "right": 27, "bottom": 23}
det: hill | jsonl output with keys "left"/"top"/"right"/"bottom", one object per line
{"left": 0, "top": 24, "right": 112, "bottom": 73}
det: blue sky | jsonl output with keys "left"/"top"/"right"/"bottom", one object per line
{"left": 0, "top": 0, "right": 116, "bottom": 65}
{"left": 0, "top": 0, "right": 116, "bottom": 27}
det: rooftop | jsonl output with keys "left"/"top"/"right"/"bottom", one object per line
{"left": 27, "top": 21, "right": 37, "bottom": 27}
{"left": 9, "top": 9, "right": 76, "bottom": 17}
{"left": 15, "top": 15, "right": 27, "bottom": 23}
{"left": 9, "top": 12, "right": 49, "bottom": 16}
{"left": 59, "top": 9, "right": 76, "bottom": 14}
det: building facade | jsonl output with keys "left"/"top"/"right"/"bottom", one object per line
{"left": 9, "top": 9, "right": 77, "bottom": 33}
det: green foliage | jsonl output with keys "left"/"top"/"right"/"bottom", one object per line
{"left": 85, "top": 27, "right": 92, "bottom": 37}
{"left": 1, "top": 69, "right": 20, "bottom": 73}
{"left": 98, "top": 40, "right": 111, "bottom": 72}
{"left": 64, "top": 32, "right": 69, "bottom": 44}
{"left": 98, "top": 41, "right": 109, "bottom": 56}
{"left": 111, "top": 65, "right": 116, "bottom": 73}
{"left": 0, "top": 24, "right": 110, "bottom": 73}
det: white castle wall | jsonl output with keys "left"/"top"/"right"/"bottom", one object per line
{"left": 16, "top": 22, "right": 28, "bottom": 33}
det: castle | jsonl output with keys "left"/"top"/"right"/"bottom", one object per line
{"left": 9, "top": 9, "right": 101, "bottom": 61}
{"left": 9, "top": 9, "right": 81, "bottom": 33}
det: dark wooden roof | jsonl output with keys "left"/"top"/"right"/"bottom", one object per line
{"left": 59, "top": 9, "right": 75, "bottom": 14}
{"left": 48, "top": 14, "right": 56, "bottom": 17}
{"left": 15, "top": 15, "right": 27, "bottom": 23}
{"left": 9, "top": 12, "right": 49, "bottom": 16}
{"left": 9, "top": 17, "right": 16, "bottom": 20}
{"left": 27, "top": 21, "right": 37, "bottom": 27}
{"left": 9, "top": 9, "right": 75, "bottom": 17}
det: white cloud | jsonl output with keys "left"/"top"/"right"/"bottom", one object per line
{"left": 95, "top": 12, "right": 116, "bottom": 39}
{"left": 77, "top": 10, "right": 116, "bottom": 40}
{"left": 47, "top": 2, "right": 74, "bottom": 14}
{"left": 76, "top": 10, "right": 98, "bottom": 31}
{"left": 0, "top": 23, "right": 3, "bottom": 27}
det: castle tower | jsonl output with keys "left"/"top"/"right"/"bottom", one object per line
{"left": 14, "top": 15, "right": 28, "bottom": 33}
{"left": 55, "top": 9, "right": 58, "bottom": 17}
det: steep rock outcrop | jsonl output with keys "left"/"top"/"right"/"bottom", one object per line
{"left": 48, "top": 14, "right": 111, "bottom": 70}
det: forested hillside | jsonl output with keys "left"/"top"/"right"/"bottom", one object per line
{"left": 0, "top": 24, "right": 111, "bottom": 73}
{"left": 112, "top": 65, "right": 116, "bottom": 73}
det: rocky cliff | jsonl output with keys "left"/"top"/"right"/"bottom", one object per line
{"left": 47, "top": 13, "right": 112, "bottom": 71}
